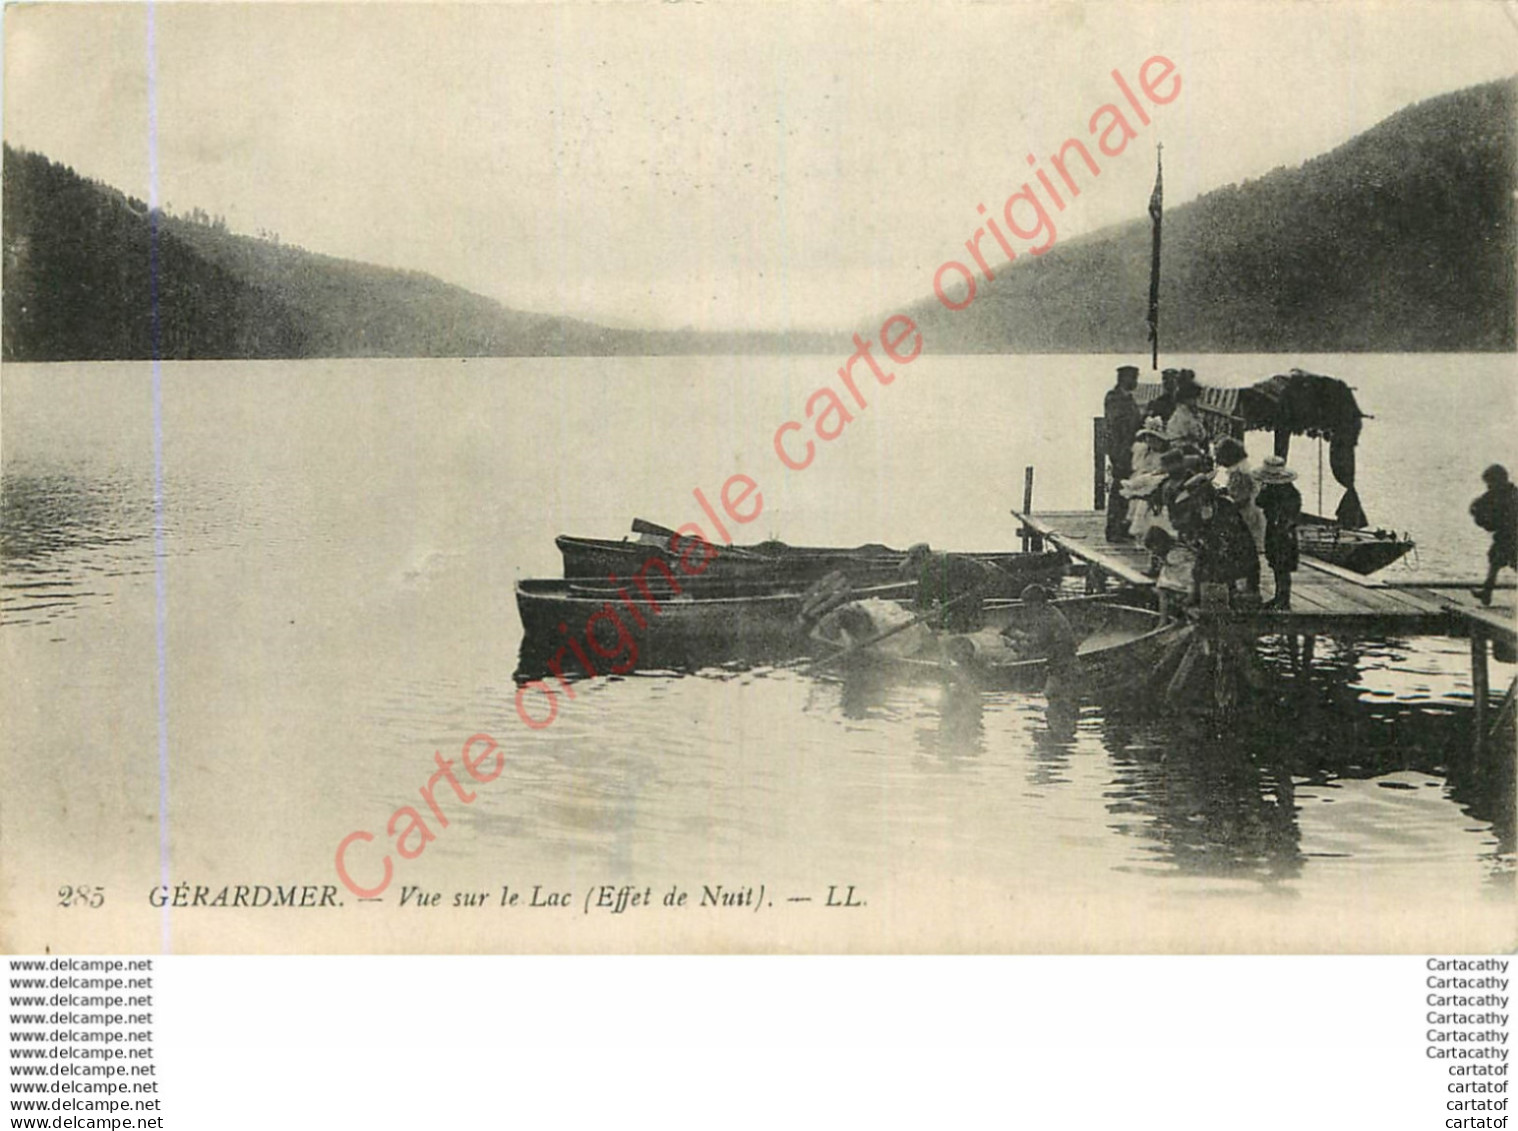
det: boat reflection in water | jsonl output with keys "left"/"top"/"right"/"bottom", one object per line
{"left": 516, "top": 610, "right": 1512, "bottom": 894}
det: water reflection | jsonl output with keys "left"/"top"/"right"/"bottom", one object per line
{"left": 1097, "top": 637, "right": 1513, "bottom": 886}
{"left": 1263, "top": 634, "right": 1515, "bottom": 864}
{"left": 913, "top": 679, "right": 987, "bottom": 762}
{"left": 1102, "top": 707, "right": 1306, "bottom": 885}
{"left": 0, "top": 467, "right": 154, "bottom": 627}
{"left": 808, "top": 632, "right": 1512, "bottom": 889}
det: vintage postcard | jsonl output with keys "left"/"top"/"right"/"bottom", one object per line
{"left": 1, "top": 0, "right": 1514, "bottom": 954}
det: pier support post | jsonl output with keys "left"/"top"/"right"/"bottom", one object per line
{"left": 1491, "top": 677, "right": 1516, "bottom": 750}
{"left": 1471, "top": 629, "right": 1490, "bottom": 758}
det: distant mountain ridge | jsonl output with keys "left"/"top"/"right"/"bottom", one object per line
{"left": 1, "top": 146, "right": 842, "bottom": 362}
{"left": 900, "top": 78, "right": 1516, "bottom": 354}
{"left": 4, "top": 77, "right": 1513, "bottom": 361}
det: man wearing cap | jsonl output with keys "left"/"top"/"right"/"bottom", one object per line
{"left": 1104, "top": 365, "right": 1142, "bottom": 542}
{"left": 900, "top": 543, "right": 999, "bottom": 633}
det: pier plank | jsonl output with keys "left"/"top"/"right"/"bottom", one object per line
{"left": 1370, "top": 587, "right": 1451, "bottom": 616}
{"left": 1276, "top": 585, "right": 1335, "bottom": 614}
{"left": 1306, "top": 583, "right": 1400, "bottom": 617}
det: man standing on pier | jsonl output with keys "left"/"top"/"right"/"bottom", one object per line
{"left": 1104, "top": 365, "right": 1142, "bottom": 542}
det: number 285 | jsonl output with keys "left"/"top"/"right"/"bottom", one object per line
{"left": 58, "top": 886, "right": 105, "bottom": 908}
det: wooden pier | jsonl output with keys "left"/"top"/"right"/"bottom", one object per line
{"left": 1012, "top": 507, "right": 1516, "bottom": 752}
{"left": 1014, "top": 509, "right": 1513, "bottom": 641}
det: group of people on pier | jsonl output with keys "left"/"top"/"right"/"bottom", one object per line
{"left": 1104, "top": 365, "right": 1301, "bottom": 609}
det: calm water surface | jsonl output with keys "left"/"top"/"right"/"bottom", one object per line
{"left": 2, "top": 354, "right": 1513, "bottom": 951}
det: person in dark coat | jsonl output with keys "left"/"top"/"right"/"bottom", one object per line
{"left": 1471, "top": 464, "right": 1518, "bottom": 606}
{"left": 1162, "top": 452, "right": 1207, "bottom": 539}
{"left": 1253, "top": 456, "right": 1301, "bottom": 610}
{"left": 901, "top": 543, "right": 997, "bottom": 632}
{"left": 1178, "top": 476, "right": 1261, "bottom": 602}
{"left": 1148, "top": 368, "right": 1181, "bottom": 423}
{"left": 1103, "top": 365, "right": 1142, "bottom": 542}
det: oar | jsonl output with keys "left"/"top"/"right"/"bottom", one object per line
{"left": 630, "top": 517, "right": 766, "bottom": 558}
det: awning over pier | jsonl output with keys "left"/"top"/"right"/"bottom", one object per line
{"left": 1137, "top": 369, "right": 1369, "bottom": 528}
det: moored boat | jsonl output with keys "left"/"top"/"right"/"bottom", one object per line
{"left": 514, "top": 577, "right": 918, "bottom": 677}
{"left": 1295, "top": 514, "right": 1415, "bottom": 574}
{"left": 557, "top": 528, "right": 1068, "bottom": 588}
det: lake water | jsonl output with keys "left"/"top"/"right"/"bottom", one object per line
{"left": 1, "top": 353, "right": 1513, "bottom": 952}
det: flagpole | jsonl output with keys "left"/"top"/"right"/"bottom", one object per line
{"left": 1147, "top": 142, "right": 1164, "bottom": 371}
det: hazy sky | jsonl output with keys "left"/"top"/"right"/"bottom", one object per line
{"left": 5, "top": 2, "right": 1516, "bottom": 331}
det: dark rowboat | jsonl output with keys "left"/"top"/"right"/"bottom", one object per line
{"left": 514, "top": 577, "right": 917, "bottom": 677}
{"left": 557, "top": 532, "right": 1068, "bottom": 588}
{"left": 829, "top": 599, "right": 1188, "bottom": 692}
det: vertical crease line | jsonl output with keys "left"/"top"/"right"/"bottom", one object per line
{"left": 147, "top": 0, "right": 171, "bottom": 955}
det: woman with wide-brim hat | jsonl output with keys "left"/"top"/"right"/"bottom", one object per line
{"left": 1121, "top": 417, "right": 1171, "bottom": 540}
{"left": 1129, "top": 416, "right": 1170, "bottom": 473}
{"left": 1253, "top": 455, "right": 1301, "bottom": 609}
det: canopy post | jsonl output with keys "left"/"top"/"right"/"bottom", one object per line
{"left": 1019, "top": 466, "right": 1040, "bottom": 552}
{"left": 1317, "top": 437, "right": 1324, "bottom": 515}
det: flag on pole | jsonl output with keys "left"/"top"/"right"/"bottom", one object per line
{"left": 1146, "top": 145, "right": 1163, "bottom": 371}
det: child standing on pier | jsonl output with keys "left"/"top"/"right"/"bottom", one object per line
{"left": 1254, "top": 456, "right": 1301, "bottom": 610}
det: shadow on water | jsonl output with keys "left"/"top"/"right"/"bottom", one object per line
{"left": 1261, "top": 634, "right": 1515, "bottom": 858}
{"left": 0, "top": 468, "right": 155, "bottom": 627}
{"left": 1100, "top": 705, "right": 1307, "bottom": 886}
{"left": 1100, "top": 634, "right": 1514, "bottom": 887}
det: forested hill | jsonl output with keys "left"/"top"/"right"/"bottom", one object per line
{"left": 5, "top": 78, "right": 1513, "bottom": 361}
{"left": 902, "top": 78, "right": 1516, "bottom": 354}
{"left": 0, "top": 146, "right": 842, "bottom": 361}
